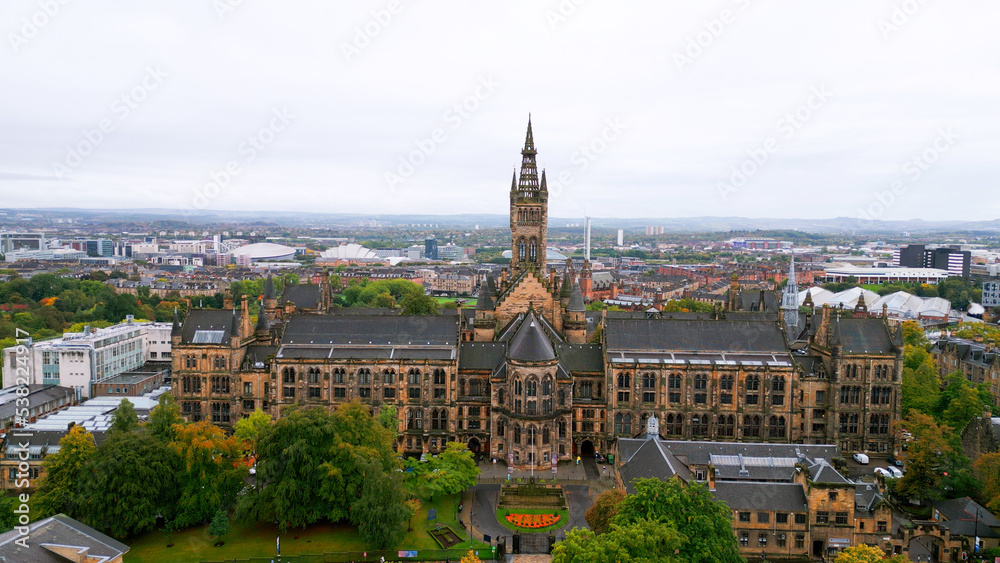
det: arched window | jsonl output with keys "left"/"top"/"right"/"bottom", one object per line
{"left": 528, "top": 238, "right": 537, "bottom": 262}
{"left": 383, "top": 369, "right": 395, "bottom": 384}
{"left": 768, "top": 416, "right": 786, "bottom": 438}
{"left": 542, "top": 376, "right": 552, "bottom": 396}
{"left": 408, "top": 368, "right": 421, "bottom": 385}
{"left": 282, "top": 367, "right": 295, "bottom": 384}
{"left": 614, "top": 413, "right": 632, "bottom": 435}
{"left": 406, "top": 409, "right": 423, "bottom": 430}
{"left": 514, "top": 378, "right": 523, "bottom": 395}
{"left": 433, "top": 368, "right": 446, "bottom": 385}
{"left": 357, "top": 368, "right": 371, "bottom": 385}
{"left": 746, "top": 375, "right": 760, "bottom": 391}
{"left": 498, "top": 388, "right": 505, "bottom": 405}
{"left": 617, "top": 373, "right": 631, "bottom": 389}
{"left": 459, "top": 379, "right": 466, "bottom": 396}
{"left": 691, "top": 413, "right": 709, "bottom": 436}
{"left": 514, "top": 425, "right": 521, "bottom": 444}
{"left": 665, "top": 413, "right": 683, "bottom": 435}
{"left": 333, "top": 368, "right": 345, "bottom": 384}
{"left": 743, "top": 415, "right": 762, "bottom": 437}
{"left": 518, "top": 238, "right": 527, "bottom": 262}
{"left": 558, "top": 390, "right": 566, "bottom": 406}
{"left": 308, "top": 367, "right": 321, "bottom": 384}
{"left": 771, "top": 377, "right": 785, "bottom": 392}
{"left": 432, "top": 409, "right": 447, "bottom": 430}
{"left": 718, "top": 414, "right": 735, "bottom": 437}
{"left": 526, "top": 379, "right": 537, "bottom": 397}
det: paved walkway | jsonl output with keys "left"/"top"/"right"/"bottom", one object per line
{"left": 478, "top": 458, "right": 606, "bottom": 482}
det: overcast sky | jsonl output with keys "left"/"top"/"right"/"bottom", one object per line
{"left": 2, "top": 1, "right": 998, "bottom": 221}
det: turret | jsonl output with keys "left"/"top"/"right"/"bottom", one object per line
{"left": 171, "top": 307, "right": 182, "bottom": 346}
{"left": 564, "top": 281, "right": 587, "bottom": 343}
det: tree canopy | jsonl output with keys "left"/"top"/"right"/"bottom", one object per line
{"left": 834, "top": 544, "right": 908, "bottom": 563}
{"left": 552, "top": 520, "right": 684, "bottom": 563}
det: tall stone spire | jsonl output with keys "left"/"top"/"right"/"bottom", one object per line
{"left": 509, "top": 116, "right": 548, "bottom": 272}
{"left": 781, "top": 256, "right": 800, "bottom": 331}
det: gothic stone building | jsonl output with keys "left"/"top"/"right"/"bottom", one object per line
{"left": 171, "top": 119, "right": 904, "bottom": 465}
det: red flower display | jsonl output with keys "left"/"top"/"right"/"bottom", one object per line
{"left": 505, "top": 513, "right": 561, "bottom": 529}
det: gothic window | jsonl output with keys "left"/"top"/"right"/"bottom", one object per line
{"left": 432, "top": 409, "right": 447, "bottom": 430}
{"left": 528, "top": 237, "right": 538, "bottom": 263}
{"left": 839, "top": 413, "right": 860, "bottom": 434}
{"left": 408, "top": 368, "right": 421, "bottom": 385}
{"left": 665, "top": 413, "right": 683, "bottom": 435}
{"left": 542, "top": 427, "right": 550, "bottom": 445}
{"left": 558, "top": 390, "right": 566, "bottom": 406}
{"left": 642, "top": 373, "right": 656, "bottom": 403}
{"left": 308, "top": 368, "right": 321, "bottom": 384}
{"left": 578, "top": 381, "right": 592, "bottom": 398}
{"left": 691, "top": 414, "right": 709, "bottom": 436}
{"left": 383, "top": 369, "right": 395, "bottom": 384}
{"left": 743, "top": 415, "right": 762, "bottom": 437}
{"left": 614, "top": 413, "right": 632, "bottom": 435}
{"left": 694, "top": 374, "right": 707, "bottom": 404}
{"left": 768, "top": 416, "right": 786, "bottom": 438}
{"left": 668, "top": 374, "right": 682, "bottom": 404}
{"left": 720, "top": 375, "right": 733, "bottom": 404}
{"left": 211, "top": 402, "right": 230, "bottom": 424}
{"left": 357, "top": 368, "right": 371, "bottom": 385}
{"left": 559, "top": 421, "right": 567, "bottom": 438}
{"left": 333, "top": 368, "right": 345, "bottom": 384}
{"left": 869, "top": 414, "right": 890, "bottom": 435}
{"left": 617, "top": 373, "right": 631, "bottom": 388}
{"left": 515, "top": 378, "right": 523, "bottom": 396}
{"left": 434, "top": 368, "right": 446, "bottom": 385}
{"left": 526, "top": 378, "right": 538, "bottom": 397}
{"left": 282, "top": 367, "right": 295, "bottom": 384}
{"left": 718, "top": 414, "right": 735, "bottom": 437}
{"left": 406, "top": 409, "right": 423, "bottom": 430}
{"left": 514, "top": 425, "right": 521, "bottom": 444}
{"left": 542, "top": 376, "right": 552, "bottom": 396}
{"left": 498, "top": 389, "right": 505, "bottom": 405}
{"left": 771, "top": 377, "right": 785, "bottom": 406}
{"left": 470, "top": 379, "right": 485, "bottom": 396}
{"left": 746, "top": 375, "right": 760, "bottom": 405}
{"left": 518, "top": 238, "right": 526, "bottom": 262}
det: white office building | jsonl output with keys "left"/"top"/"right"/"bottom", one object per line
{"left": 1, "top": 320, "right": 172, "bottom": 398}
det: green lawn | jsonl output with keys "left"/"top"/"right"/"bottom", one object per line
{"left": 495, "top": 507, "right": 570, "bottom": 534}
{"left": 125, "top": 494, "right": 487, "bottom": 563}
{"left": 434, "top": 296, "right": 477, "bottom": 308}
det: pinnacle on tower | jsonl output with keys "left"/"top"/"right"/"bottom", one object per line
{"left": 516, "top": 117, "right": 540, "bottom": 197}
{"left": 171, "top": 307, "right": 181, "bottom": 337}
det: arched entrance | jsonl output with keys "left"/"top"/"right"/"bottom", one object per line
{"left": 580, "top": 440, "right": 595, "bottom": 457}
{"left": 468, "top": 437, "right": 481, "bottom": 454}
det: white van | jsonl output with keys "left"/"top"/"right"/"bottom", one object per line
{"left": 853, "top": 453, "right": 870, "bottom": 465}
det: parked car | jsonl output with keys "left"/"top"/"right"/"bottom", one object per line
{"left": 887, "top": 456, "right": 904, "bottom": 467}
{"left": 874, "top": 467, "right": 892, "bottom": 478}
{"left": 886, "top": 466, "right": 903, "bottom": 479}
{"left": 853, "top": 453, "right": 870, "bottom": 465}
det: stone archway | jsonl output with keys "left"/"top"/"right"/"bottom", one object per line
{"left": 468, "top": 437, "right": 481, "bottom": 454}
{"left": 580, "top": 440, "right": 595, "bottom": 457}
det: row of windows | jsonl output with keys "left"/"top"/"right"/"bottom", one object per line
{"left": 279, "top": 367, "right": 448, "bottom": 385}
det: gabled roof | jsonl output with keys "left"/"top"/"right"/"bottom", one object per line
{"left": 713, "top": 482, "right": 809, "bottom": 513}
{"left": 508, "top": 311, "right": 556, "bottom": 362}
{"left": 459, "top": 342, "right": 506, "bottom": 371}
{"left": 180, "top": 310, "right": 239, "bottom": 346}
{"left": 0, "top": 514, "right": 130, "bottom": 563}
{"left": 934, "top": 497, "right": 1000, "bottom": 538}
{"left": 618, "top": 438, "right": 692, "bottom": 492}
{"left": 281, "top": 314, "right": 457, "bottom": 347}
{"left": 836, "top": 318, "right": 895, "bottom": 354}
{"left": 281, "top": 284, "right": 321, "bottom": 309}
{"left": 555, "top": 343, "right": 604, "bottom": 372}
{"left": 809, "top": 459, "right": 852, "bottom": 485}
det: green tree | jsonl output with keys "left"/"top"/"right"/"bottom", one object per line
{"left": 900, "top": 320, "right": 929, "bottom": 348}
{"left": 896, "top": 412, "right": 954, "bottom": 502}
{"left": 834, "top": 544, "right": 909, "bottom": 562}
{"left": 83, "top": 431, "right": 181, "bottom": 538}
{"left": 234, "top": 409, "right": 272, "bottom": 455}
{"left": 901, "top": 345, "right": 941, "bottom": 417}
{"left": 974, "top": 453, "right": 1000, "bottom": 513}
{"left": 351, "top": 460, "right": 408, "bottom": 550}
{"left": 612, "top": 478, "right": 740, "bottom": 562}
{"left": 33, "top": 426, "right": 97, "bottom": 519}
{"left": 377, "top": 405, "right": 399, "bottom": 432}
{"left": 148, "top": 394, "right": 185, "bottom": 442}
{"left": 404, "top": 442, "right": 479, "bottom": 499}
{"left": 942, "top": 384, "right": 986, "bottom": 431}
{"left": 209, "top": 508, "right": 231, "bottom": 539}
{"left": 551, "top": 520, "right": 684, "bottom": 563}
{"left": 400, "top": 293, "right": 439, "bottom": 315}
{"left": 0, "top": 494, "right": 19, "bottom": 531}
{"left": 109, "top": 398, "right": 140, "bottom": 436}
{"left": 585, "top": 489, "right": 624, "bottom": 534}
{"left": 169, "top": 422, "right": 247, "bottom": 530}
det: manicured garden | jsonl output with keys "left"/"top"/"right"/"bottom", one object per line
{"left": 125, "top": 493, "right": 488, "bottom": 563}
{"left": 495, "top": 507, "right": 569, "bottom": 534}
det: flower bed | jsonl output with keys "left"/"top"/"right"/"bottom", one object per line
{"left": 505, "top": 513, "right": 561, "bottom": 529}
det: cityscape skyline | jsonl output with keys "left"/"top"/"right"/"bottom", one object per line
{"left": 2, "top": 1, "right": 998, "bottom": 221}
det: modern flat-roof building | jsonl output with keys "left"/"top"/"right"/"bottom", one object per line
{"left": 1, "top": 320, "right": 172, "bottom": 398}
{"left": 91, "top": 363, "right": 170, "bottom": 397}
{"left": 823, "top": 266, "right": 950, "bottom": 285}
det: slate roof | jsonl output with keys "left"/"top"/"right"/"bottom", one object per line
{"left": 656, "top": 440, "right": 840, "bottom": 468}
{"left": 555, "top": 344, "right": 604, "bottom": 372}
{"left": 855, "top": 482, "right": 884, "bottom": 512}
{"left": 836, "top": 318, "right": 895, "bottom": 354}
{"left": 618, "top": 438, "right": 692, "bottom": 492}
{"left": 508, "top": 312, "right": 556, "bottom": 362}
{"left": 281, "top": 284, "right": 321, "bottom": 309}
{"left": 180, "top": 310, "right": 240, "bottom": 346}
{"left": 243, "top": 345, "right": 276, "bottom": 368}
{"left": 459, "top": 342, "right": 506, "bottom": 371}
{"left": 934, "top": 497, "right": 1000, "bottom": 538}
{"left": 809, "top": 459, "right": 852, "bottom": 485}
{"left": 0, "top": 513, "right": 130, "bottom": 563}
{"left": 605, "top": 319, "right": 789, "bottom": 353}
{"left": 281, "top": 314, "right": 457, "bottom": 346}
{"left": 567, "top": 282, "right": 585, "bottom": 312}
{"left": 712, "top": 482, "right": 809, "bottom": 513}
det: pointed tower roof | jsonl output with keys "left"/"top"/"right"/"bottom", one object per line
{"left": 171, "top": 307, "right": 181, "bottom": 337}
{"left": 515, "top": 117, "right": 540, "bottom": 197}
{"left": 567, "top": 282, "right": 586, "bottom": 312}
{"left": 787, "top": 256, "right": 797, "bottom": 286}
{"left": 263, "top": 273, "right": 276, "bottom": 300}
{"left": 523, "top": 114, "right": 536, "bottom": 155}
{"left": 540, "top": 169, "right": 548, "bottom": 193}
{"left": 476, "top": 289, "right": 495, "bottom": 311}
{"left": 560, "top": 268, "right": 574, "bottom": 298}
{"left": 255, "top": 301, "right": 269, "bottom": 332}
{"left": 508, "top": 311, "right": 556, "bottom": 362}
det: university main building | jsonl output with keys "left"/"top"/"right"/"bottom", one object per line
{"left": 172, "top": 120, "right": 904, "bottom": 466}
